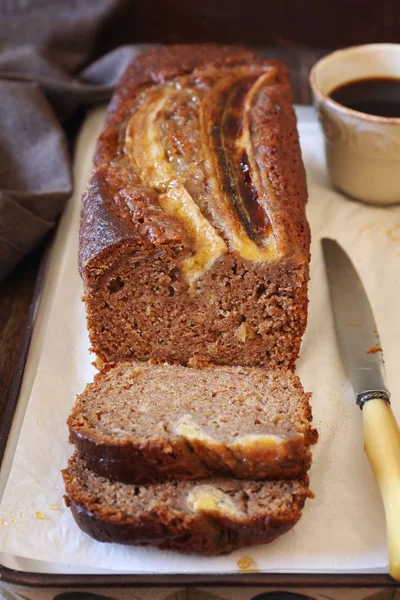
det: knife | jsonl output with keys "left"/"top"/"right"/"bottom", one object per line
{"left": 322, "top": 237, "right": 400, "bottom": 581}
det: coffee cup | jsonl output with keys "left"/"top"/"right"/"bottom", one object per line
{"left": 310, "top": 44, "right": 400, "bottom": 205}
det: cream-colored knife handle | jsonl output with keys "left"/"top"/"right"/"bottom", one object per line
{"left": 363, "top": 398, "right": 400, "bottom": 581}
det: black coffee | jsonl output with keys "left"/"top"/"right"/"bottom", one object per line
{"left": 329, "top": 77, "right": 400, "bottom": 118}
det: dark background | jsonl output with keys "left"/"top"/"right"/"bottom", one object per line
{"left": 2, "top": 0, "right": 399, "bottom": 70}
{"left": 98, "top": 0, "right": 400, "bottom": 51}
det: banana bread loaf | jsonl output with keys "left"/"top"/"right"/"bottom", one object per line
{"left": 79, "top": 44, "right": 310, "bottom": 368}
{"left": 63, "top": 453, "right": 312, "bottom": 555}
{"left": 68, "top": 362, "right": 317, "bottom": 484}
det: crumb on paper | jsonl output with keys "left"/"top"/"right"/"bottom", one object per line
{"left": 50, "top": 505, "right": 58, "bottom": 511}
{"left": 237, "top": 555, "right": 259, "bottom": 572}
{"left": 367, "top": 345, "right": 382, "bottom": 354}
{"left": 35, "top": 512, "right": 45, "bottom": 520}
{"left": 387, "top": 224, "right": 400, "bottom": 242}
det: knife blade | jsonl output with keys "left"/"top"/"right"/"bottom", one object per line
{"left": 322, "top": 237, "right": 400, "bottom": 581}
{"left": 321, "top": 237, "right": 389, "bottom": 406}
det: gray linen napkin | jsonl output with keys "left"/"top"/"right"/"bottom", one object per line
{"left": 0, "top": 0, "right": 140, "bottom": 281}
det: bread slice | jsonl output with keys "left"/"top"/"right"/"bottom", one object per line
{"left": 68, "top": 362, "right": 317, "bottom": 484}
{"left": 63, "top": 452, "right": 312, "bottom": 556}
{"left": 79, "top": 45, "right": 310, "bottom": 369}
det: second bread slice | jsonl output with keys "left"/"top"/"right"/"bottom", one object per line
{"left": 63, "top": 452, "right": 312, "bottom": 556}
{"left": 68, "top": 362, "right": 317, "bottom": 484}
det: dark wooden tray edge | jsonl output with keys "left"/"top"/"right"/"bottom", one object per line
{"left": 0, "top": 237, "right": 53, "bottom": 465}
{"left": 0, "top": 570, "right": 397, "bottom": 588}
{"left": 0, "top": 241, "right": 395, "bottom": 589}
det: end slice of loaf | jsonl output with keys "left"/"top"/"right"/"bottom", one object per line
{"left": 63, "top": 453, "right": 312, "bottom": 556}
{"left": 68, "top": 362, "right": 317, "bottom": 484}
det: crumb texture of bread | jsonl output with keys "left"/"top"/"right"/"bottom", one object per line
{"left": 79, "top": 44, "right": 310, "bottom": 368}
{"left": 68, "top": 362, "right": 317, "bottom": 483}
{"left": 63, "top": 453, "right": 312, "bottom": 556}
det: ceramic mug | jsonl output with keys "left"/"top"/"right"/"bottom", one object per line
{"left": 310, "top": 44, "right": 400, "bottom": 205}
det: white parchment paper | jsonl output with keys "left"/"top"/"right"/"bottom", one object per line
{"left": 0, "top": 105, "right": 399, "bottom": 574}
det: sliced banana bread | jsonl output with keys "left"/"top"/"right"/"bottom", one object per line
{"left": 68, "top": 362, "right": 317, "bottom": 484}
{"left": 63, "top": 453, "right": 312, "bottom": 555}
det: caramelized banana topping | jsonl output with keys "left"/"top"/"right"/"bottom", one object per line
{"left": 125, "top": 65, "right": 280, "bottom": 284}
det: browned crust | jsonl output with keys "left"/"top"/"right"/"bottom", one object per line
{"left": 79, "top": 44, "right": 309, "bottom": 281}
{"left": 69, "top": 431, "right": 313, "bottom": 484}
{"left": 67, "top": 501, "right": 303, "bottom": 555}
{"left": 63, "top": 457, "right": 312, "bottom": 556}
